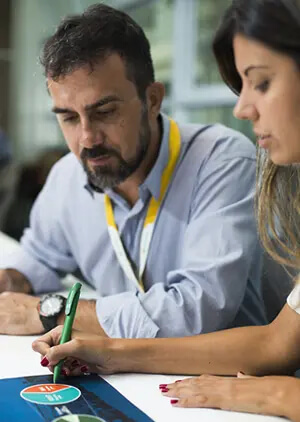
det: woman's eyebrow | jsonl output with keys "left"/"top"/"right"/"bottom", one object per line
{"left": 244, "top": 65, "right": 270, "bottom": 77}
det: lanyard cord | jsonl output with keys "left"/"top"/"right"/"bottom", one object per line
{"left": 104, "top": 118, "right": 181, "bottom": 292}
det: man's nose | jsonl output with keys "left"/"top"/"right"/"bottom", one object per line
{"left": 79, "top": 121, "right": 104, "bottom": 148}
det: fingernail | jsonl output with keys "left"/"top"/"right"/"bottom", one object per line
{"left": 175, "top": 380, "right": 182, "bottom": 383}
{"left": 61, "top": 369, "right": 67, "bottom": 376}
{"left": 159, "top": 384, "right": 167, "bottom": 388}
{"left": 40, "top": 357, "right": 49, "bottom": 367}
{"left": 170, "top": 399, "right": 178, "bottom": 405}
{"left": 80, "top": 365, "right": 88, "bottom": 373}
{"left": 161, "top": 388, "right": 169, "bottom": 393}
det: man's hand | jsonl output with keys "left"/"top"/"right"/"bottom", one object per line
{"left": 0, "top": 292, "right": 43, "bottom": 334}
{"left": 0, "top": 271, "right": 108, "bottom": 335}
{"left": 0, "top": 269, "right": 32, "bottom": 293}
{"left": 32, "top": 326, "right": 119, "bottom": 375}
{"left": 58, "top": 299, "right": 108, "bottom": 337}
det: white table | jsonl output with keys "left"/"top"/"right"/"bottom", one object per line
{"left": 0, "top": 232, "right": 284, "bottom": 421}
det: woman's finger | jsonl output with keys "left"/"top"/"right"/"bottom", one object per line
{"left": 32, "top": 325, "right": 63, "bottom": 356}
{"left": 237, "top": 372, "right": 255, "bottom": 379}
{"left": 170, "top": 393, "right": 217, "bottom": 409}
{"left": 45, "top": 339, "right": 84, "bottom": 366}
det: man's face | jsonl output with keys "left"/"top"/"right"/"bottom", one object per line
{"left": 48, "top": 54, "right": 152, "bottom": 190}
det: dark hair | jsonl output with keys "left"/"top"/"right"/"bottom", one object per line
{"left": 40, "top": 3, "right": 155, "bottom": 100}
{"left": 213, "top": 0, "right": 300, "bottom": 271}
{"left": 213, "top": 0, "right": 300, "bottom": 95}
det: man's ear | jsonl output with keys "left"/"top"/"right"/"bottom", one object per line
{"left": 146, "top": 82, "right": 165, "bottom": 120}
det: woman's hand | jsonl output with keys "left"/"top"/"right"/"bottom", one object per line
{"left": 160, "top": 373, "right": 300, "bottom": 421}
{"left": 32, "top": 325, "right": 119, "bottom": 376}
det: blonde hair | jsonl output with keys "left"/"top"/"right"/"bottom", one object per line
{"left": 257, "top": 149, "right": 300, "bottom": 274}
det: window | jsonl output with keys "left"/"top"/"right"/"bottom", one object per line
{"left": 127, "top": 0, "right": 174, "bottom": 97}
{"left": 178, "top": 0, "right": 252, "bottom": 140}
{"left": 195, "top": 0, "right": 232, "bottom": 85}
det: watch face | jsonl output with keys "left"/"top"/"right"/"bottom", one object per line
{"left": 40, "top": 296, "right": 63, "bottom": 317}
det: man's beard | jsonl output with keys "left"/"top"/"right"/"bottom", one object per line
{"left": 81, "top": 106, "right": 151, "bottom": 191}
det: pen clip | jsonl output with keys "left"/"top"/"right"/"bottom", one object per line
{"left": 65, "top": 282, "right": 82, "bottom": 316}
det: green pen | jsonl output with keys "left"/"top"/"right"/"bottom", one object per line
{"left": 53, "top": 282, "right": 82, "bottom": 383}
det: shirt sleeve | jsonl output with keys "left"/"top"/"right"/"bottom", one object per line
{"left": 0, "top": 162, "right": 78, "bottom": 293}
{"left": 96, "top": 150, "right": 262, "bottom": 338}
{"left": 287, "top": 283, "right": 300, "bottom": 314}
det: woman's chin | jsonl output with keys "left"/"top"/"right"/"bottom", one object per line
{"left": 269, "top": 151, "right": 300, "bottom": 166}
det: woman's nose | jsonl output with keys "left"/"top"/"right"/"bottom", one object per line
{"left": 233, "top": 93, "right": 259, "bottom": 121}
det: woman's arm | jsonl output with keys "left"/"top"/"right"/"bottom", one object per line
{"left": 32, "top": 304, "right": 300, "bottom": 376}
{"left": 160, "top": 374, "right": 300, "bottom": 422}
{"left": 110, "top": 304, "right": 300, "bottom": 376}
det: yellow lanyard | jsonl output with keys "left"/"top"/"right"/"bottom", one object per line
{"left": 104, "top": 118, "right": 181, "bottom": 292}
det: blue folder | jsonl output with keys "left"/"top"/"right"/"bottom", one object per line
{"left": 0, "top": 374, "right": 153, "bottom": 421}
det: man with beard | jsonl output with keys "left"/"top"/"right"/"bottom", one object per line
{"left": 0, "top": 4, "right": 266, "bottom": 337}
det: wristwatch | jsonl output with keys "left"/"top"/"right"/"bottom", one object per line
{"left": 37, "top": 294, "right": 66, "bottom": 332}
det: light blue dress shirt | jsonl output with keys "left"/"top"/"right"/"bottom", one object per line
{"left": 0, "top": 115, "right": 267, "bottom": 337}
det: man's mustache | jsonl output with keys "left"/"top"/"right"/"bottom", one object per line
{"left": 80, "top": 145, "right": 120, "bottom": 160}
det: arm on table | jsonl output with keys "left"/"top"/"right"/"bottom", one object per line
{"left": 0, "top": 269, "right": 32, "bottom": 293}
{"left": 0, "top": 162, "right": 106, "bottom": 335}
{"left": 162, "top": 374, "right": 300, "bottom": 422}
{"left": 0, "top": 266, "right": 108, "bottom": 335}
{"left": 58, "top": 299, "right": 107, "bottom": 336}
{"left": 33, "top": 303, "right": 300, "bottom": 377}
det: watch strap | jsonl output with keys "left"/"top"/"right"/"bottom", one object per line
{"left": 38, "top": 295, "right": 66, "bottom": 332}
{"left": 39, "top": 313, "right": 60, "bottom": 333}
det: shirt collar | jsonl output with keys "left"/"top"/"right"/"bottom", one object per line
{"left": 83, "top": 112, "right": 171, "bottom": 201}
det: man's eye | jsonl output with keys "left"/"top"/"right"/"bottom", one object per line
{"left": 63, "top": 115, "right": 78, "bottom": 123}
{"left": 96, "top": 109, "right": 116, "bottom": 117}
{"left": 255, "top": 80, "right": 270, "bottom": 93}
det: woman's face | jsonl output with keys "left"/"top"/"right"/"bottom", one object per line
{"left": 233, "top": 34, "right": 300, "bottom": 165}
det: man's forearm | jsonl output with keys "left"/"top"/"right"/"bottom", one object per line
{"left": 58, "top": 299, "right": 108, "bottom": 337}
{"left": 108, "top": 324, "right": 290, "bottom": 376}
{"left": 1, "top": 269, "right": 32, "bottom": 293}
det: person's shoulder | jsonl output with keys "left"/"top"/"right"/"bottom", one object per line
{"left": 44, "top": 152, "right": 85, "bottom": 187}
{"left": 48, "top": 152, "right": 80, "bottom": 174}
{"left": 179, "top": 122, "right": 256, "bottom": 162}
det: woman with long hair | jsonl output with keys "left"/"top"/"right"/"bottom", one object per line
{"left": 33, "top": 1, "right": 300, "bottom": 420}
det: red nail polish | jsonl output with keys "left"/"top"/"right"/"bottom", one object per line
{"left": 81, "top": 365, "right": 88, "bottom": 373}
{"left": 40, "top": 357, "right": 49, "bottom": 367}
{"left": 171, "top": 399, "right": 178, "bottom": 405}
{"left": 175, "top": 380, "right": 182, "bottom": 383}
{"left": 161, "top": 388, "right": 169, "bottom": 393}
{"left": 159, "top": 384, "right": 167, "bottom": 388}
{"left": 61, "top": 369, "right": 67, "bottom": 376}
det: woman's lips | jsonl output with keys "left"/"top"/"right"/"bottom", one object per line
{"left": 257, "top": 135, "right": 272, "bottom": 149}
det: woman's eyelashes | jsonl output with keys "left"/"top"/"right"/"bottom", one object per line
{"left": 255, "top": 79, "right": 270, "bottom": 93}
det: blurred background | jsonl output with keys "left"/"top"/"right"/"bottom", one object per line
{"left": 0, "top": 0, "right": 253, "bottom": 239}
